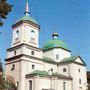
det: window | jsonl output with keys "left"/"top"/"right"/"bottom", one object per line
{"left": 11, "top": 64, "right": 15, "bottom": 71}
{"left": 56, "top": 54, "right": 59, "bottom": 60}
{"left": 14, "top": 51, "right": 16, "bottom": 55}
{"left": 51, "top": 68, "right": 53, "bottom": 72}
{"left": 17, "top": 81, "right": 19, "bottom": 89}
{"left": 63, "top": 68, "right": 66, "bottom": 72}
{"left": 78, "top": 69, "right": 80, "bottom": 73}
{"left": 31, "top": 51, "right": 34, "bottom": 55}
{"left": 15, "top": 30, "right": 19, "bottom": 39}
{"left": 79, "top": 79, "right": 81, "bottom": 84}
{"left": 31, "top": 30, "right": 35, "bottom": 39}
{"left": 31, "top": 30, "right": 35, "bottom": 33}
{"left": 32, "top": 65, "right": 35, "bottom": 69}
{"left": 29, "top": 80, "right": 32, "bottom": 90}
{"left": 31, "top": 38, "right": 35, "bottom": 42}
{"left": 63, "top": 82, "right": 66, "bottom": 90}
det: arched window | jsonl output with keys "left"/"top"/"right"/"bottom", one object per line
{"left": 15, "top": 30, "right": 19, "bottom": 39}
{"left": 63, "top": 68, "right": 66, "bottom": 72}
{"left": 30, "top": 30, "right": 35, "bottom": 41}
{"left": 31, "top": 30, "right": 35, "bottom": 33}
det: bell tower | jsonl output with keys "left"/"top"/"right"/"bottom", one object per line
{"left": 12, "top": 0, "right": 40, "bottom": 48}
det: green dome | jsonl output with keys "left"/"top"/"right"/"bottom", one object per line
{"left": 43, "top": 39, "right": 70, "bottom": 51}
{"left": 17, "top": 15, "right": 38, "bottom": 25}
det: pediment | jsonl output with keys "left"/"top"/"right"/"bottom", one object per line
{"left": 75, "top": 56, "right": 86, "bottom": 65}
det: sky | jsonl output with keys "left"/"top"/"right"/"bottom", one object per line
{"left": 0, "top": 0, "right": 90, "bottom": 70}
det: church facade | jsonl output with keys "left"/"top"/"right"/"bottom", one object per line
{"left": 5, "top": 1, "right": 87, "bottom": 90}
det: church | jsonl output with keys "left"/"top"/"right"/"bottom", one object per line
{"left": 5, "top": 1, "right": 87, "bottom": 90}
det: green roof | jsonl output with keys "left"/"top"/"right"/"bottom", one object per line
{"left": 17, "top": 15, "right": 38, "bottom": 25}
{"left": 52, "top": 72, "right": 63, "bottom": 77}
{"left": 26, "top": 70, "right": 72, "bottom": 79}
{"left": 29, "top": 70, "right": 48, "bottom": 77}
{"left": 42, "top": 57, "right": 57, "bottom": 63}
{"left": 43, "top": 39, "right": 70, "bottom": 51}
{"left": 60, "top": 56, "right": 86, "bottom": 65}
{"left": 61, "top": 56, "right": 78, "bottom": 62}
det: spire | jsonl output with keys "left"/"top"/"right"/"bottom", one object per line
{"left": 24, "top": 0, "right": 30, "bottom": 16}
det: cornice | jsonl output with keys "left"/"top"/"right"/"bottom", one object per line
{"left": 7, "top": 43, "right": 43, "bottom": 52}
{"left": 12, "top": 20, "right": 40, "bottom": 29}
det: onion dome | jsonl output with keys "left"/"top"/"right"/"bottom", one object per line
{"left": 43, "top": 32, "right": 70, "bottom": 51}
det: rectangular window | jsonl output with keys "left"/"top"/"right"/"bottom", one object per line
{"left": 29, "top": 80, "right": 32, "bottom": 90}
{"left": 63, "top": 82, "right": 66, "bottom": 90}
{"left": 56, "top": 54, "right": 59, "bottom": 60}
{"left": 78, "top": 69, "right": 80, "bottom": 73}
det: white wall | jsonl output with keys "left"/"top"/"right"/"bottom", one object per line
{"left": 25, "top": 60, "right": 44, "bottom": 74}
{"left": 58, "top": 64, "right": 69, "bottom": 76}
{"left": 12, "top": 23, "right": 39, "bottom": 47}
{"left": 69, "top": 63, "right": 87, "bottom": 90}
{"left": 43, "top": 48, "right": 71, "bottom": 62}
{"left": 5, "top": 60, "right": 20, "bottom": 85}
{"left": 43, "top": 49, "right": 54, "bottom": 60}
{"left": 26, "top": 77, "right": 72, "bottom": 90}
{"left": 7, "top": 44, "right": 43, "bottom": 59}
{"left": 7, "top": 48, "right": 21, "bottom": 58}
{"left": 43, "top": 62, "right": 57, "bottom": 73}
{"left": 23, "top": 46, "right": 43, "bottom": 58}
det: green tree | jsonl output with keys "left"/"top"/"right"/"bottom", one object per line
{"left": 0, "top": 0, "right": 12, "bottom": 26}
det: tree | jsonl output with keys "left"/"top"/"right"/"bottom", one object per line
{"left": 0, "top": 74, "right": 17, "bottom": 90}
{"left": 0, "top": 63, "right": 16, "bottom": 90}
{"left": 0, "top": 0, "right": 12, "bottom": 26}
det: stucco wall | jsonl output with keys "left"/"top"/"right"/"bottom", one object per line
{"left": 69, "top": 63, "right": 87, "bottom": 90}
{"left": 43, "top": 48, "right": 71, "bottom": 62}
{"left": 43, "top": 62, "right": 57, "bottom": 73}
{"left": 12, "top": 23, "right": 39, "bottom": 47}
{"left": 26, "top": 77, "right": 72, "bottom": 90}
{"left": 58, "top": 64, "right": 69, "bottom": 76}
{"left": 5, "top": 60, "right": 20, "bottom": 85}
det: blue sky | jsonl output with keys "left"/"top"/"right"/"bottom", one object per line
{"left": 0, "top": 0, "right": 90, "bottom": 70}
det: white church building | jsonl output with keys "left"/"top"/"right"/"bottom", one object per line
{"left": 5, "top": 1, "right": 87, "bottom": 90}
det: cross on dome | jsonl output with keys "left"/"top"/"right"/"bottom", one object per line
{"left": 52, "top": 32, "right": 59, "bottom": 39}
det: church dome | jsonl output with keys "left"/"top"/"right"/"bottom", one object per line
{"left": 43, "top": 32, "right": 70, "bottom": 51}
{"left": 17, "top": 15, "right": 38, "bottom": 25}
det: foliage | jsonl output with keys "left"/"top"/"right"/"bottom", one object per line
{"left": 0, "top": 0, "right": 12, "bottom": 26}
{"left": 0, "top": 73, "right": 16, "bottom": 90}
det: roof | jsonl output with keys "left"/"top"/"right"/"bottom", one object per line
{"left": 16, "top": 15, "right": 38, "bottom": 25}
{"left": 26, "top": 70, "right": 72, "bottom": 80}
{"left": 61, "top": 56, "right": 78, "bottom": 62}
{"left": 26, "top": 70, "right": 49, "bottom": 77}
{"left": 43, "top": 39, "right": 70, "bottom": 51}
{"left": 60, "top": 56, "right": 86, "bottom": 65}
{"left": 42, "top": 57, "right": 57, "bottom": 64}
